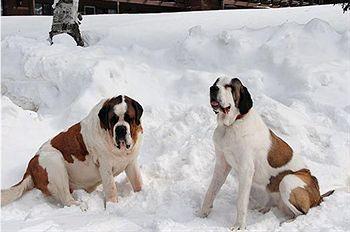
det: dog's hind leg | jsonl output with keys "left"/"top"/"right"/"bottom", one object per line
{"left": 279, "top": 216, "right": 297, "bottom": 226}
{"left": 279, "top": 174, "right": 310, "bottom": 216}
{"left": 38, "top": 150, "right": 79, "bottom": 207}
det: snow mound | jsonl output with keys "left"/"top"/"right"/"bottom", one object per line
{"left": 52, "top": 33, "right": 77, "bottom": 46}
{"left": 1, "top": 6, "right": 350, "bottom": 232}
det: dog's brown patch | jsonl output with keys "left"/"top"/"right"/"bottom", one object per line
{"left": 99, "top": 96, "right": 123, "bottom": 130}
{"left": 124, "top": 96, "right": 143, "bottom": 142}
{"left": 51, "top": 123, "right": 89, "bottom": 163}
{"left": 288, "top": 169, "right": 322, "bottom": 214}
{"left": 130, "top": 123, "right": 143, "bottom": 143}
{"left": 267, "top": 169, "right": 294, "bottom": 192}
{"left": 124, "top": 96, "right": 136, "bottom": 119}
{"left": 293, "top": 169, "right": 322, "bottom": 207}
{"left": 267, "top": 130, "right": 293, "bottom": 168}
{"left": 289, "top": 187, "right": 311, "bottom": 214}
{"left": 268, "top": 168, "right": 322, "bottom": 214}
{"left": 26, "top": 155, "right": 51, "bottom": 195}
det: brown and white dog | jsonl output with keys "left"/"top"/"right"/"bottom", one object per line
{"left": 1, "top": 95, "right": 144, "bottom": 210}
{"left": 199, "top": 77, "right": 334, "bottom": 230}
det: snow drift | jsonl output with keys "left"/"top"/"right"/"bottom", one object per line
{"left": 1, "top": 5, "right": 350, "bottom": 231}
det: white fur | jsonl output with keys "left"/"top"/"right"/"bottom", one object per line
{"left": 114, "top": 96, "right": 127, "bottom": 116}
{"left": 198, "top": 149, "right": 232, "bottom": 218}
{"left": 1, "top": 176, "right": 33, "bottom": 206}
{"left": 110, "top": 96, "right": 133, "bottom": 149}
{"left": 38, "top": 143, "right": 77, "bottom": 205}
{"left": 200, "top": 78, "right": 307, "bottom": 229}
{"left": 216, "top": 77, "right": 241, "bottom": 127}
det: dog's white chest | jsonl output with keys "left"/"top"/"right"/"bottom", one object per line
{"left": 109, "top": 154, "right": 135, "bottom": 175}
{"left": 213, "top": 112, "right": 276, "bottom": 186}
{"left": 213, "top": 125, "right": 246, "bottom": 169}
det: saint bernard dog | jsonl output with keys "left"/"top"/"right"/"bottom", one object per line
{"left": 1, "top": 95, "right": 144, "bottom": 209}
{"left": 199, "top": 77, "right": 334, "bottom": 230}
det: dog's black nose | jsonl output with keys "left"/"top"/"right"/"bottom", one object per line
{"left": 210, "top": 85, "right": 219, "bottom": 93}
{"left": 115, "top": 125, "right": 127, "bottom": 142}
{"left": 210, "top": 85, "right": 219, "bottom": 100}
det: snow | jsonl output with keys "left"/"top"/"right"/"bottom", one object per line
{"left": 51, "top": 33, "right": 77, "bottom": 46}
{"left": 1, "top": 5, "right": 350, "bottom": 231}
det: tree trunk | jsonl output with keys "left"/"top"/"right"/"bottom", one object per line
{"left": 49, "top": 0, "right": 84, "bottom": 46}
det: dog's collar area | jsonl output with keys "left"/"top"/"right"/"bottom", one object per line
{"left": 215, "top": 112, "right": 245, "bottom": 121}
{"left": 235, "top": 114, "right": 244, "bottom": 121}
{"left": 234, "top": 109, "right": 251, "bottom": 121}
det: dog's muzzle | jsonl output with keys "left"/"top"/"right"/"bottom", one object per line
{"left": 115, "top": 125, "right": 131, "bottom": 149}
{"left": 210, "top": 85, "right": 231, "bottom": 114}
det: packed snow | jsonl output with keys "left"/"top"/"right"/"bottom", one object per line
{"left": 1, "top": 5, "right": 350, "bottom": 231}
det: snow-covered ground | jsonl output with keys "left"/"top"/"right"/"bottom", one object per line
{"left": 1, "top": 5, "right": 350, "bottom": 231}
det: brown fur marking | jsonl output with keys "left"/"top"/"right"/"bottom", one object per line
{"left": 99, "top": 95, "right": 142, "bottom": 145}
{"left": 293, "top": 169, "right": 322, "bottom": 207}
{"left": 288, "top": 169, "right": 322, "bottom": 214}
{"left": 267, "top": 130, "right": 293, "bottom": 168}
{"left": 125, "top": 96, "right": 143, "bottom": 142}
{"left": 26, "top": 155, "right": 51, "bottom": 195}
{"left": 99, "top": 96, "right": 123, "bottom": 130}
{"left": 51, "top": 123, "right": 89, "bottom": 163}
{"left": 124, "top": 96, "right": 137, "bottom": 119}
{"left": 268, "top": 168, "right": 322, "bottom": 214}
{"left": 130, "top": 123, "right": 143, "bottom": 143}
{"left": 267, "top": 169, "right": 294, "bottom": 192}
{"left": 289, "top": 187, "right": 311, "bottom": 214}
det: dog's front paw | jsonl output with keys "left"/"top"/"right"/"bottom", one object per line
{"left": 79, "top": 201, "right": 89, "bottom": 212}
{"left": 258, "top": 206, "right": 271, "bottom": 214}
{"left": 196, "top": 207, "right": 212, "bottom": 218}
{"left": 105, "top": 201, "right": 120, "bottom": 214}
{"left": 230, "top": 222, "right": 246, "bottom": 231}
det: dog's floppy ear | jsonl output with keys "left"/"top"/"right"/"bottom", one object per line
{"left": 98, "top": 101, "right": 110, "bottom": 130}
{"left": 238, "top": 85, "right": 253, "bottom": 114}
{"left": 213, "top": 77, "right": 220, "bottom": 86}
{"left": 131, "top": 99, "right": 143, "bottom": 125}
{"left": 231, "top": 78, "right": 253, "bottom": 115}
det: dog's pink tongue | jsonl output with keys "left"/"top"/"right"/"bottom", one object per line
{"left": 119, "top": 142, "right": 127, "bottom": 151}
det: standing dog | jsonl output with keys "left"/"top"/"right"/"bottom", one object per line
{"left": 199, "top": 77, "right": 333, "bottom": 229}
{"left": 2, "top": 95, "right": 144, "bottom": 209}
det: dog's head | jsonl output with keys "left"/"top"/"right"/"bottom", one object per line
{"left": 98, "top": 95, "right": 143, "bottom": 152}
{"left": 210, "top": 77, "right": 252, "bottom": 123}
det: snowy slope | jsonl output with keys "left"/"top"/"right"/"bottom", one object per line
{"left": 1, "top": 5, "right": 350, "bottom": 231}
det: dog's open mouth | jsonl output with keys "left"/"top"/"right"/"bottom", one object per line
{"left": 116, "top": 141, "right": 131, "bottom": 150}
{"left": 211, "top": 101, "right": 231, "bottom": 114}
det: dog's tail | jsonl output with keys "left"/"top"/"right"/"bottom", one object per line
{"left": 1, "top": 173, "right": 34, "bottom": 206}
{"left": 321, "top": 189, "right": 335, "bottom": 199}
{"left": 320, "top": 185, "right": 350, "bottom": 203}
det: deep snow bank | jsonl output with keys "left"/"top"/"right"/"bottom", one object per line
{"left": 1, "top": 5, "right": 350, "bottom": 232}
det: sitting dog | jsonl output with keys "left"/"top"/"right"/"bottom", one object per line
{"left": 199, "top": 77, "right": 334, "bottom": 229}
{"left": 1, "top": 95, "right": 144, "bottom": 209}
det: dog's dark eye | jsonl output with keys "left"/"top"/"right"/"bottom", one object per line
{"left": 224, "top": 84, "right": 232, "bottom": 89}
{"left": 124, "top": 114, "right": 131, "bottom": 123}
{"left": 110, "top": 115, "right": 119, "bottom": 125}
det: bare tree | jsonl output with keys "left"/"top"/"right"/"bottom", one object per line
{"left": 49, "top": 0, "right": 84, "bottom": 46}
